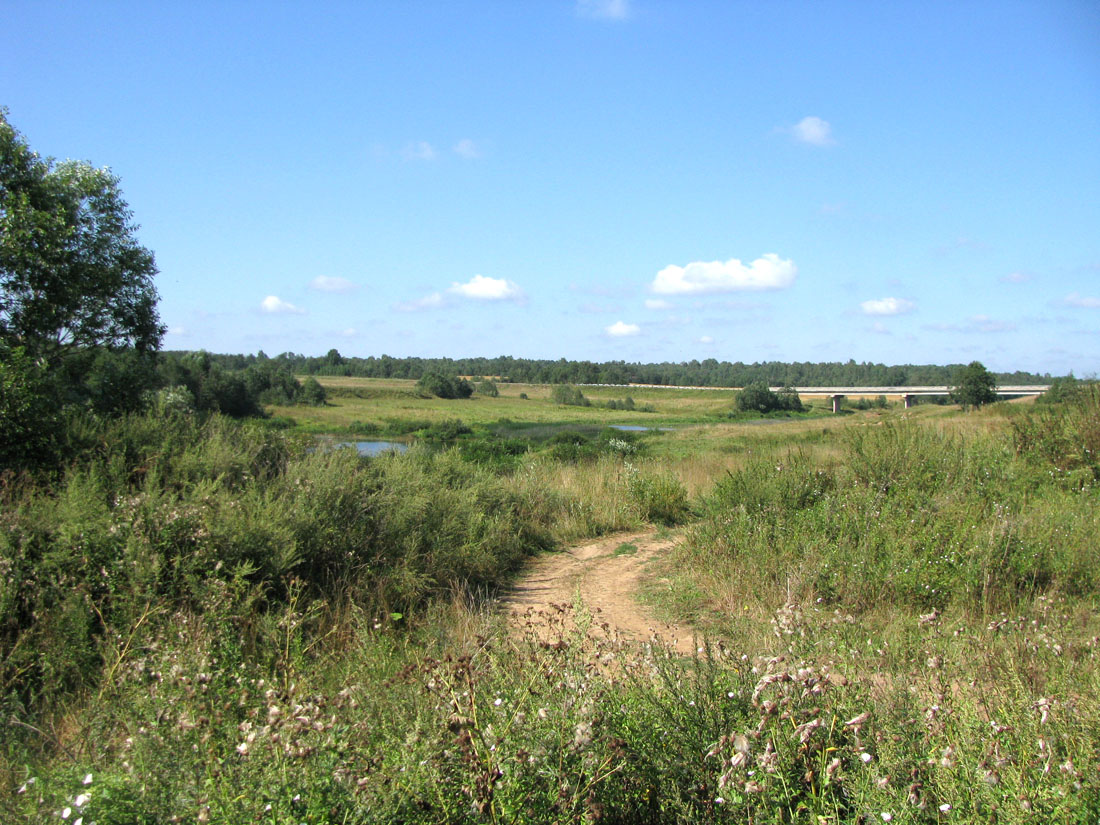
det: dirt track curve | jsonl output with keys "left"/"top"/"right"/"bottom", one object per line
{"left": 503, "top": 529, "right": 696, "bottom": 649}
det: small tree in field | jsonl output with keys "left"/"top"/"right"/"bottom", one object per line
{"left": 950, "top": 361, "right": 997, "bottom": 410}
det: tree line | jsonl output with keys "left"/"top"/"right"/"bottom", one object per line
{"left": 183, "top": 348, "right": 1052, "bottom": 389}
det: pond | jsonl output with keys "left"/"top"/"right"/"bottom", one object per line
{"left": 332, "top": 440, "right": 409, "bottom": 456}
{"left": 609, "top": 425, "right": 675, "bottom": 432}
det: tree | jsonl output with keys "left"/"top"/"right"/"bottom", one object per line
{"left": 735, "top": 382, "right": 803, "bottom": 414}
{"left": 0, "top": 109, "right": 163, "bottom": 364}
{"left": 299, "top": 376, "right": 327, "bottom": 406}
{"left": 950, "top": 361, "right": 997, "bottom": 410}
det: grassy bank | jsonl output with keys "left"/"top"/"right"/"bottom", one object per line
{"left": 3, "top": 387, "right": 1098, "bottom": 822}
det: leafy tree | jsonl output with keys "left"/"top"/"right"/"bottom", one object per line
{"left": 550, "top": 384, "right": 590, "bottom": 407}
{"left": 299, "top": 376, "right": 327, "bottom": 406}
{"left": 416, "top": 372, "right": 473, "bottom": 399}
{"left": 950, "top": 361, "right": 998, "bottom": 410}
{"left": 0, "top": 109, "right": 163, "bottom": 364}
{"left": 1038, "top": 375, "right": 1087, "bottom": 405}
{"left": 475, "top": 379, "right": 499, "bottom": 397}
{"left": 736, "top": 382, "right": 803, "bottom": 414}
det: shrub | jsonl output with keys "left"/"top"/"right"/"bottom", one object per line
{"left": 550, "top": 384, "right": 590, "bottom": 407}
{"left": 416, "top": 371, "right": 474, "bottom": 399}
{"left": 298, "top": 376, "right": 327, "bottom": 406}
{"left": 626, "top": 465, "right": 690, "bottom": 524}
{"left": 475, "top": 379, "right": 499, "bottom": 397}
{"left": 735, "top": 382, "right": 803, "bottom": 414}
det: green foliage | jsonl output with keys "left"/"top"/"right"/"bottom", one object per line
{"left": 951, "top": 360, "right": 998, "bottom": 409}
{"left": 735, "top": 382, "right": 803, "bottom": 414}
{"left": 626, "top": 465, "right": 691, "bottom": 525}
{"left": 475, "top": 379, "right": 499, "bottom": 397}
{"left": 1037, "top": 375, "right": 1090, "bottom": 405}
{"left": 0, "top": 345, "right": 61, "bottom": 468}
{"left": 1012, "top": 381, "right": 1100, "bottom": 485}
{"left": 298, "top": 375, "right": 327, "bottom": 406}
{"left": 0, "top": 109, "right": 163, "bottom": 364}
{"left": 550, "top": 383, "right": 591, "bottom": 406}
{"left": 156, "top": 351, "right": 304, "bottom": 417}
{"left": 416, "top": 371, "right": 473, "bottom": 399}
{"left": 417, "top": 418, "right": 473, "bottom": 441}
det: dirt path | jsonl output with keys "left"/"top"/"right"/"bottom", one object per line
{"left": 503, "top": 529, "right": 696, "bottom": 649}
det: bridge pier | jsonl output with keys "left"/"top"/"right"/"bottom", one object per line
{"left": 830, "top": 394, "right": 845, "bottom": 414}
{"left": 903, "top": 394, "right": 914, "bottom": 409}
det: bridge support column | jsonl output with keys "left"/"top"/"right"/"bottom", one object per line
{"left": 903, "top": 394, "right": 914, "bottom": 409}
{"left": 831, "top": 394, "right": 844, "bottom": 414}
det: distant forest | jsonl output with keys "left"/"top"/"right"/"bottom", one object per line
{"left": 170, "top": 351, "right": 1053, "bottom": 388}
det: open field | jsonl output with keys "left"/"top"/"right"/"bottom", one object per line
{"left": 4, "top": 381, "right": 1097, "bottom": 823}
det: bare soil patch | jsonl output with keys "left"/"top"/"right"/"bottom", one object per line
{"left": 503, "top": 529, "right": 695, "bottom": 648}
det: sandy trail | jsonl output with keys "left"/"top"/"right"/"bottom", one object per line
{"left": 503, "top": 529, "right": 696, "bottom": 649}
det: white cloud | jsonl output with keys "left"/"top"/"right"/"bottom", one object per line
{"left": 167, "top": 325, "right": 186, "bottom": 336}
{"left": 860, "top": 297, "right": 916, "bottom": 316}
{"left": 448, "top": 274, "right": 523, "bottom": 301}
{"left": 402, "top": 141, "right": 436, "bottom": 161}
{"left": 309, "top": 275, "right": 357, "bottom": 293}
{"left": 340, "top": 327, "right": 357, "bottom": 337}
{"left": 453, "top": 139, "right": 480, "bottom": 159}
{"left": 606, "top": 321, "right": 640, "bottom": 337}
{"left": 577, "top": 0, "right": 630, "bottom": 20}
{"left": 645, "top": 298, "right": 672, "bottom": 310}
{"left": 1001, "top": 271, "right": 1030, "bottom": 284}
{"left": 698, "top": 335, "right": 714, "bottom": 344}
{"left": 260, "top": 295, "right": 306, "bottom": 315}
{"left": 791, "top": 116, "right": 834, "bottom": 146}
{"left": 1065, "top": 292, "right": 1100, "bottom": 308}
{"left": 652, "top": 254, "right": 796, "bottom": 295}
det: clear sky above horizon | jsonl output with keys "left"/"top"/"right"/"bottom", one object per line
{"left": 3, "top": 0, "right": 1098, "bottom": 375}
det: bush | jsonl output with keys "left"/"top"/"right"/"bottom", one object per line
{"left": 626, "top": 466, "right": 690, "bottom": 524}
{"left": 0, "top": 345, "right": 62, "bottom": 469}
{"left": 298, "top": 376, "right": 327, "bottom": 406}
{"left": 550, "top": 384, "right": 590, "bottom": 406}
{"left": 735, "top": 382, "right": 803, "bottom": 414}
{"left": 475, "top": 379, "right": 499, "bottom": 397}
{"left": 416, "top": 372, "right": 473, "bottom": 399}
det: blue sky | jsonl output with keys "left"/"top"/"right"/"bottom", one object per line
{"left": 3, "top": 0, "right": 1098, "bottom": 374}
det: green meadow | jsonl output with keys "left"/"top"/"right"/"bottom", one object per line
{"left": 4, "top": 377, "right": 1099, "bottom": 824}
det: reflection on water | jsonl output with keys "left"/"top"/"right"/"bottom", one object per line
{"left": 337, "top": 440, "right": 408, "bottom": 456}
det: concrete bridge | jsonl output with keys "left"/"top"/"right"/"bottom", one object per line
{"left": 772, "top": 386, "right": 1050, "bottom": 412}
{"left": 580, "top": 382, "right": 1050, "bottom": 413}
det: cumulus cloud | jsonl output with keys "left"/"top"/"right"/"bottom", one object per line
{"left": 453, "top": 139, "right": 480, "bottom": 159}
{"left": 645, "top": 298, "right": 672, "bottom": 310}
{"left": 260, "top": 295, "right": 306, "bottom": 315}
{"left": 791, "top": 116, "right": 834, "bottom": 146}
{"left": 448, "top": 274, "right": 523, "bottom": 301}
{"left": 577, "top": 0, "right": 630, "bottom": 20}
{"left": 699, "top": 335, "right": 714, "bottom": 344}
{"left": 1065, "top": 292, "right": 1100, "bottom": 308}
{"left": 652, "top": 254, "right": 796, "bottom": 295}
{"left": 402, "top": 141, "right": 436, "bottom": 161}
{"left": 606, "top": 321, "right": 640, "bottom": 337}
{"left": 860, "top": 297, "right": 916, "bottom": 316}
{"left": 309, "top": 276, "right": 357, "bottom": 293}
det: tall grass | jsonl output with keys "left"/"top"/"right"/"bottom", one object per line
{"left": 4, "top": 393, "right": 1099, "bottom": 823}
